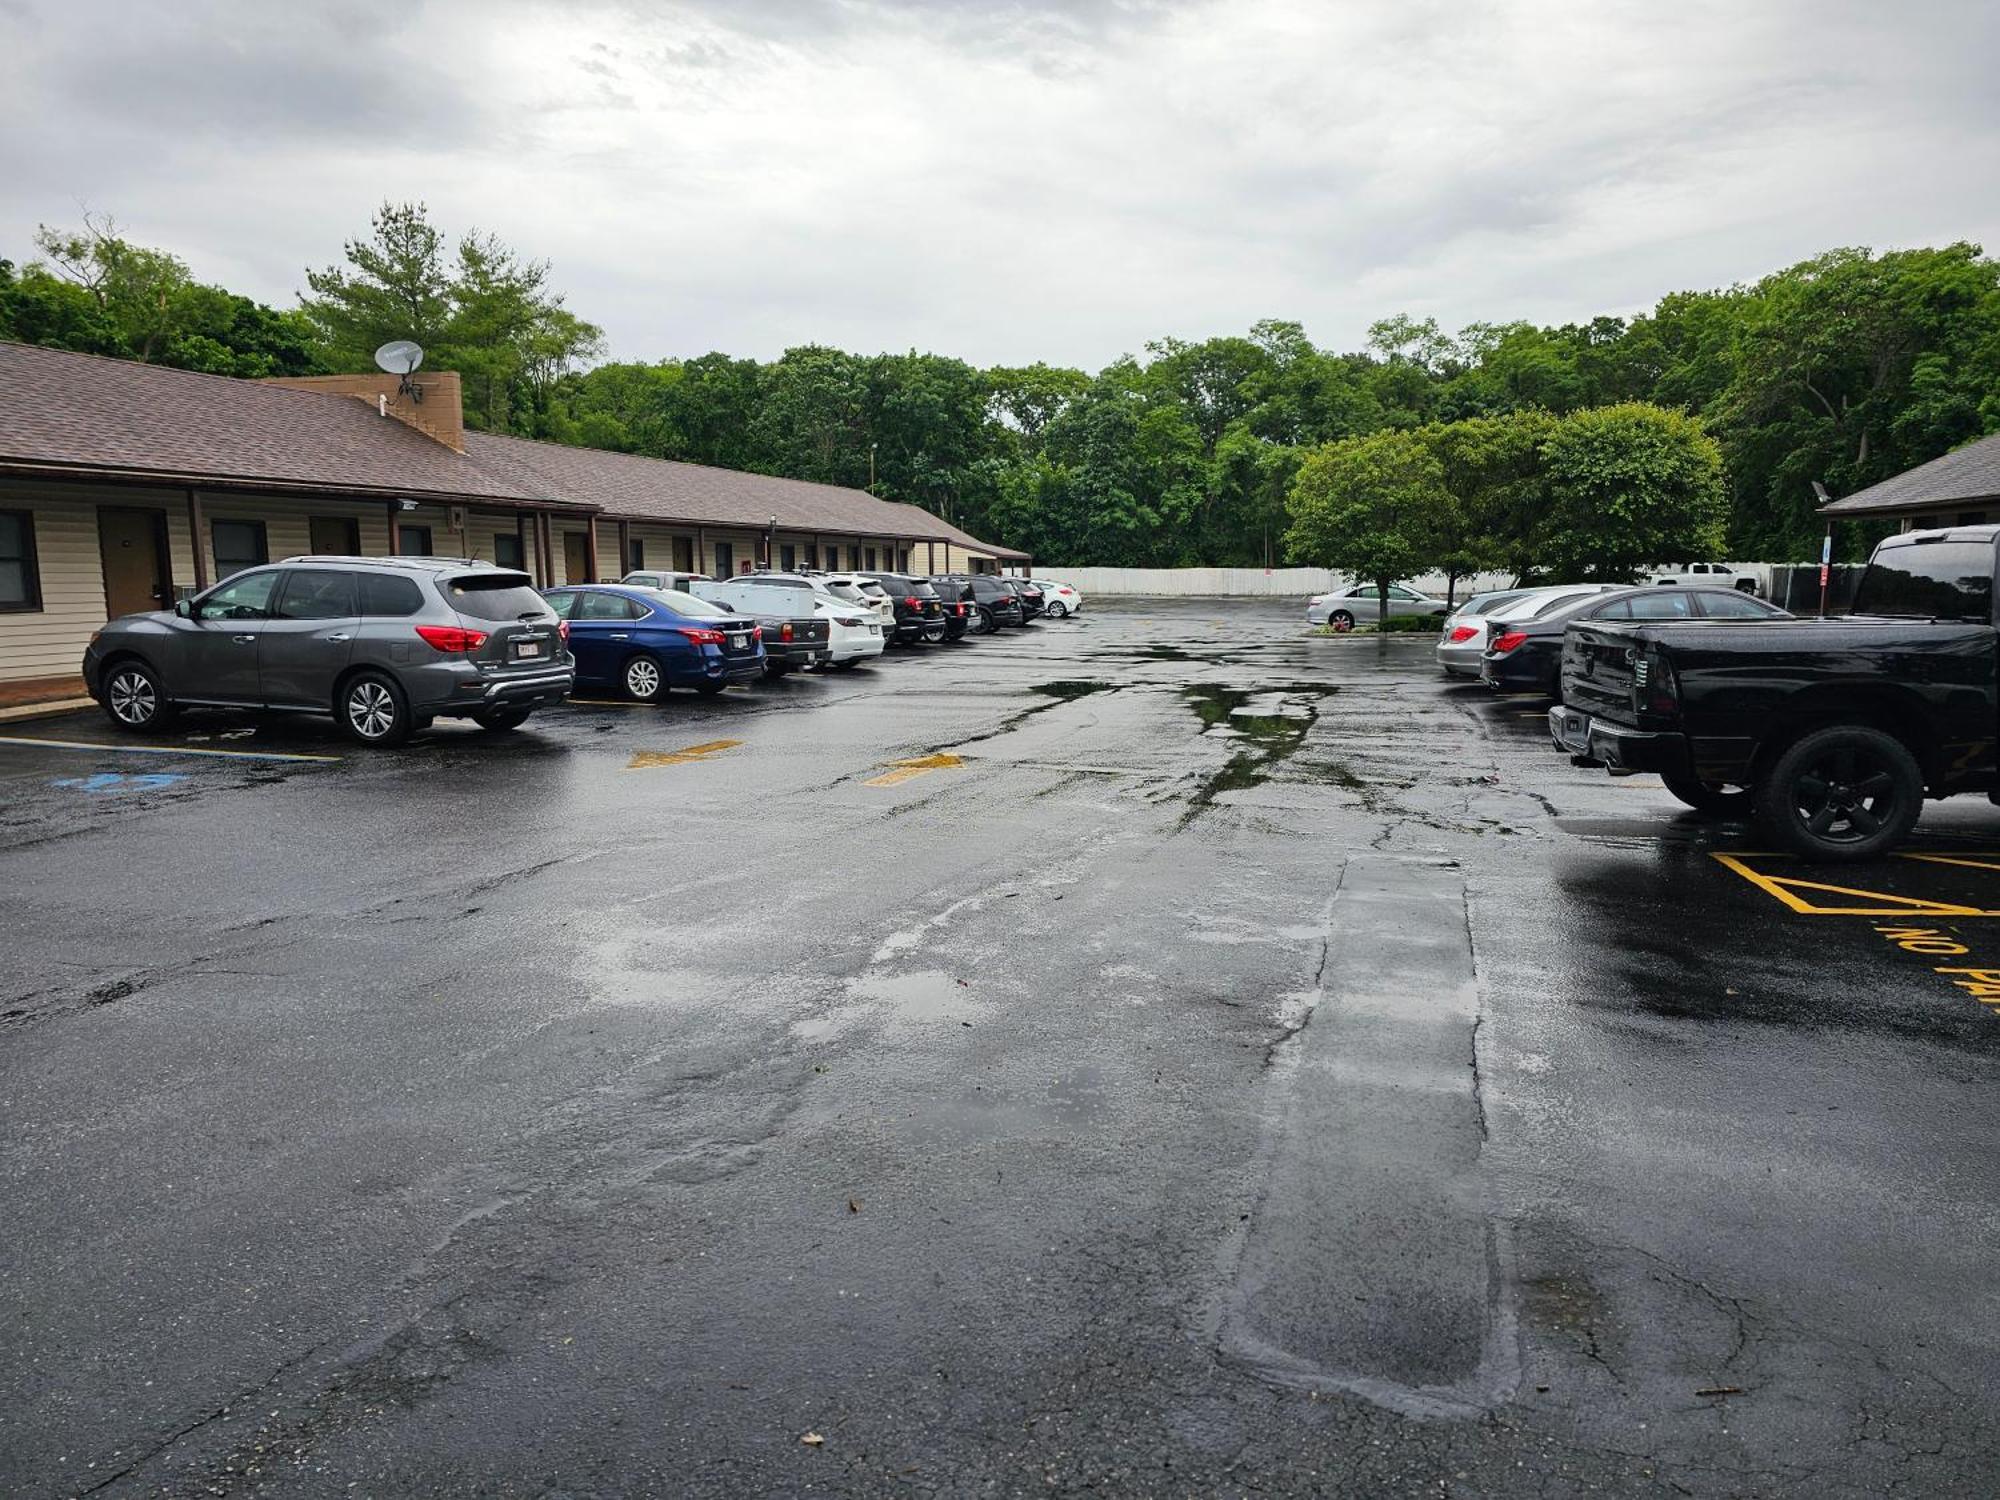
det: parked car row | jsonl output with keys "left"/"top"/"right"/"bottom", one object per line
{"left": 81, "top": 556, "right": 1085, "bottom": 747}
{"left": 1434, "top": 582, "right": 1787, "bottom": 695}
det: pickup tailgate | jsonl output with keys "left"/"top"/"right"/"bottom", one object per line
{"left": 1560, "top": 623, "right": 1643, "bottom": 722}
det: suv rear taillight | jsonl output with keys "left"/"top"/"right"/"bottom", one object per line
{"left": 1448, "top": 625, "right": 1478, "bottom": 643}
{"left": 414, "top": 625, "right": 488, "bottom": 653}
{"left": 1490, "top": 630, "right": 1528, "bottom": 654}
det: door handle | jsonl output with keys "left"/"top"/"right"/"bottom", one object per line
{"left": 232, "top": 634, "right": 257, "bottom": 644}
{"left": 608, "top": 632, "right": 629, "bottom": 640}
{"left": 327, "top": 633, "right": 352, "bottom": 642}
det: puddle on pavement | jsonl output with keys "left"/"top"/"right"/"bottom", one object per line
{"left": 793, "top": 967, "right": 983, "bottom": 1043}
{"left": 1181, "top": 685, "right": 1323, "bottom": 818}
{"left": 1029, "top": 680, "right": 1115, "bottom": 702}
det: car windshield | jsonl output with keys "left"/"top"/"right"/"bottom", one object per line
{"left": 446, "top": 573, "right": 550, "bottom": 620}
{"left": 1489, "top": 589, "right": 1588, "bottom": 621}
{"left": 1853, "top": 541, "right": 1995, "bottom": 620}
{"left": 642, "top": 588, "right": 729, "bottom": 619}
{"left": 1530, "top": 589, "right": 1617, "bottom": 620}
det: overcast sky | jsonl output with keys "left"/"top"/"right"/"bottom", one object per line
{"left": 3, "top": 0, "right": 1996, "bottom": 370}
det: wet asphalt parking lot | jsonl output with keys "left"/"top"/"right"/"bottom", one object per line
{"left": 3, "top": 596, "right": 1997, "bottom": 1498}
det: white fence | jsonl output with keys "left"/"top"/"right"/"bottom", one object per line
{"left": 1046, "top": 564, "right": 1783, "bottom": 599}
{"left": 1052, "top": 566, "right": 1512, "bottom": 598}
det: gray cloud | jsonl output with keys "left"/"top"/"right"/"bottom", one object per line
{"left": 2, "top": 0, "right": 1996, "bottom": 369}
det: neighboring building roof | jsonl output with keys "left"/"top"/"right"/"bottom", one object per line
{"left": 0, "top": 341, "right": 1028, "bottom": 557}
{"left": 1819, "top": 431, "right": 2000, "bottom": 517}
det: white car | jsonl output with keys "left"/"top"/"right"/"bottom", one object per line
{"left": 813, "top": 595, "right": 885, "bottom": 669}
{"left": 1306, "top": 582, "right": 1451, "bottom": 629}
{"left": 820, "top": 572, "right": 897, "bottom": 632}
{"left": 1435, "top": 585, "right": 1617, "bottom": 677}
{"left": 1030, "top": 579, "right": 1085, "bottom": 618}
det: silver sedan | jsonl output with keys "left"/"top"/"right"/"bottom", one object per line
{"left": 1306, "top": 582, "right": 1451, "bottom": 630}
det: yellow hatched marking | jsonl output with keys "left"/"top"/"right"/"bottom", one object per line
{"left": 1710, "top": 852, "right": 2000, "bottom": 917}
{"left": 863, "top": 752, "right": 966, "bottom": 788}
{"left": 627, "top": 739, "right": 742, "bottom": 770}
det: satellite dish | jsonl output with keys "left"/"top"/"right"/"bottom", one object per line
{"left": 372, "top": 340, "right": 426, "bottom": 403}
{"left": 374, "top": 340, "right": 424, "bottom": 376}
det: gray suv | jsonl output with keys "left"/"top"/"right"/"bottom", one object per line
{"left": 82, "top": 556, "right": 574, "bottom": 747}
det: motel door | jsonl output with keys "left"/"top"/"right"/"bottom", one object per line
{"left": 97, "top": 507, "right": 171, "bottom": 618}
{"left": 563, "top": 530, "right": 591, "bottom": 583}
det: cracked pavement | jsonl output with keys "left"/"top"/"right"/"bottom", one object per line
{"left": 2, "top": 598, "right": 1996, "bottom": 1496}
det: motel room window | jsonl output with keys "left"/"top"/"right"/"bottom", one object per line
{"left": 211, "top": 519, "right": 268, "bottom": 580}
{"left": 493, "top": 533, "right": 525, "bottom": 571}
{"left": 0, "top": 509, "right": 41, "bottom": 611}
{"left": 397, "top": 525, "right": 434, "bottom": 557}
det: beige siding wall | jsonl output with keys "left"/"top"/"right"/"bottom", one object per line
{"left": 2, "top": 485, "right": 117, "bottom": 683}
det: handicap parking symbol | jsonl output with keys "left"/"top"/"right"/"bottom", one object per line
{"left": 50, "top": 773, "right": 188, "bottom": 794}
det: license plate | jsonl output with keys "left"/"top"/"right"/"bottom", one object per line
{"left": 730, "top": 636, "right": 747, "bottom": 652}
{"left": 514, "top": 640, "right": 543, "bottom": 659}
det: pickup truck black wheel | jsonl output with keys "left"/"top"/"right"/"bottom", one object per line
{"left": 1756, "top": 725, "right": 1921, "bottom": 861}
{"left": 1661, "top": 771, "right": 1754, "bottom": 817}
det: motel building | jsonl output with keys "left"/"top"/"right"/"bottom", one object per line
{"left": 0, "top": 342, "right": 1029, "bottom": 705}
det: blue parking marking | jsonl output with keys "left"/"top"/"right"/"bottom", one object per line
{"left": 49, "top": 773, "right": 189, "bottom": 794}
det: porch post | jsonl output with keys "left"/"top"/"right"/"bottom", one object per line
{"left": 187, "top": 489, "right": 210, "bottom": 591}
{"left": 617, "top": 519, "right": 631, "bottom": 575}
{"left": 583, "top": 515, "right": 600, "bottom": 583}
{"left": 386, "top": 499, "right": 401, "bottom": 557}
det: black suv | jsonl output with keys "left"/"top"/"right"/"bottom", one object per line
{"left": 1005, "top": 579, "right": 1047, "bottom": 618}
{"left": 83, "top": 556, "right": 573, "bottom": 746}
{"left": 935, "top": 574, "right": 1025, "bottom": 633}
{"left": 860, "top": 573, "right": 945, "bottom": 643}
{"left": 925, "top": 578, "right": 978, "bottom": 640}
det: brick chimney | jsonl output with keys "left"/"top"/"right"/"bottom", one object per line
{"left": 261, "top": 371, "right": 465, "bottom": 453}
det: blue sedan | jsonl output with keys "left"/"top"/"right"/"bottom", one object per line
{"left": 542, "top": 585, "right": 764, "bottom": 699}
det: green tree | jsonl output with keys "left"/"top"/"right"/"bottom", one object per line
{"left": 302, "top": 201, "right": 602, "bottom": 435}
{"left": 1420, "top": 410, "right": 1557, "bottom": 592}
{"left": 1285, "top": 430, "right": 1451, "bottom": 620}
{"left": 1535, "top": 404, "right": 1726, "bottom": 580}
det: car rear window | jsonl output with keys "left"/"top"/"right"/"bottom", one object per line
{"left": 1854, "top": 541, "right": 1995, "bottom": 620}
{"left": 357, "top": 573, "right": 424, "bottom": 617}
{"left": 446, "top": 573, "right": 551, "bottom": 621}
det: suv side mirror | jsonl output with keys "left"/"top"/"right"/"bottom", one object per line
{"left": 174, "top": 598, "right": 193, "bottom": 619}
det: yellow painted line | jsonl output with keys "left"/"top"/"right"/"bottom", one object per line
{"left": 1896, "top": 852, "right": 2000, "bottom": 875}
{"left": 0, "top": 733, "right": 340, "bottom": 764}
{"left": 863, "top": 752, "right": 966, "bottom": 788}
{"left": 1710, "top": 852, "right": 2000, "bottom": 917}
{"left": 627, "top": 739, "right": 742, "bottom": 770}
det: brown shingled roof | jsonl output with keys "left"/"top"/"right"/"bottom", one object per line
{"left": 1819, "top": 431, "right": 2000, "bottom": 517}
{"left": 0, "top": 341, "right": 1029, "bottom": 558}
{"left": 0, "top": 340, "right": 551, "bottom": 505}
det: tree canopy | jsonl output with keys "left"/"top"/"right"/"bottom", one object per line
{"left": 5, "top": 212, "right": 1997, "bottom": 571}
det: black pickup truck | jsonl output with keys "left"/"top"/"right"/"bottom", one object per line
{"left": 1550, "top": 524, "right": 2000, "bottom": 861}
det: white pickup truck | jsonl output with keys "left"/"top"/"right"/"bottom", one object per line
{"left": 1649, "top": 562, "right": 1760, "bottom": 595}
